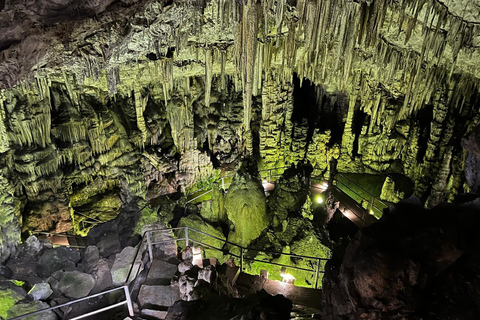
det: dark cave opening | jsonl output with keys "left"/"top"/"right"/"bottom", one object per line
{"left": 292, "top": 74, "right": 319, "bottom": 142}
{"left": 416, "top": 104, "right": 434, "bottom": 163}
{"left": 292, "top": 73, "right": 347, "bottom": 147}
{"left": 352, "top": 109, "right": 369, "bottom": 157}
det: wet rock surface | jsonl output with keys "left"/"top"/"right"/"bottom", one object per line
{"left": 322, "top": 200, "right": 480, "bottom": 320}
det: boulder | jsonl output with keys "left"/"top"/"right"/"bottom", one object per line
{"left": 37, "top": 247, "right": 81, "bottom": 277}
{"left": 7, "top": 301, "right": 57, "bottom": 320}
{"left": 0, "top": 265, "right": 13, "bottom": 278}
{"left": 141, "top": 309, "right": 168, "bottom": 319}
{"left": 110, "top": 246, "right": 140, "bottom": 286}
{"left": 83, "top": 245, "right": 100, "bottom": 264}
{"left": 138, "top": 285, "right": 180, "bottom": 308}
{"left": 0, "top": 280, "right": 27, "bottom": 319}
{"left": 22, "top": 235, "right": 44, "bottom": 255}
{"left": 50, "top": 270, "right": 95, "bottom": 299}
{"left": 97, "top": 232, "right": 121, "bottom": 258}
{"left": 176, "top": 275, "right": 196, "bottom": 301}
{"left": 29, "top": 282, "right": 53, "bottom": 300}
{"left": 197, "top": 266, "right": 216, "bottom": 284}
{"left": 146, "top": 259, "right": 178, "bottom": 285}
{"left": 86, "top": 258, "right": 113, "bottom": 293}
{"left": 225, "top": 172, "right": 268, "bottom": 247}
{"left": 178, "top": 261, "right": 194, "bottom": 274}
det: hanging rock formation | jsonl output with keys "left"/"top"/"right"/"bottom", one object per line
{"left": 0, "top": 0, "right": 479, "bottom": 262}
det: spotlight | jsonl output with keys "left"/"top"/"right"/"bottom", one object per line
{"left": 281, "top": 273, "right": 295, "bottom": 284}
{"left": 316, "top": 196, "right": 323, "bottom": 204}
{"left": 369, "top": 210, "right": 374, "bottom": 215}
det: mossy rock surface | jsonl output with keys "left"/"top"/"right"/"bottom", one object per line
{"left": 7, "top": 300, "right": 57, "bottom": 320}
{"left": 177, "top": 214, "right": 226, "bottom": 261}
{"left": 225, "top": 173, "right": 268, "bottom": 247}
{"left": 0, "top": 280, "right": 27, "bottom": 319}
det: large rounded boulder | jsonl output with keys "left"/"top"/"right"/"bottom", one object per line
{"left": 225, "top": 171, "right": 268, "bottom": 247}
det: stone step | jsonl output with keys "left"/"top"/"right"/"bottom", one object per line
{"left": 139, "top": 308, "right": 168, "bottom": 320}
{"left": 138, "top": 284, "right": 180, "bottom": 310}
{"left": 145, "top": 258, "right": 179, "bottom": 285}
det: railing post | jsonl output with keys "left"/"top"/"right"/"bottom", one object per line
{"left": 146, "top": 231, "right": 153, "bottom": 263}
{"left": 240, "top": 247, "right": 244, "bottom": 272}
{"left": 185, "top": 227, "right": 189, "bottom": 247}
{"left": 314, "top": 258, "right": 321, "bottom": 289}
{"left": 123, "top": 285, "right": 134, "bottom": 317}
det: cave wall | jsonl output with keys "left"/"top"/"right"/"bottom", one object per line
{"left": 1, "top": 0, "right": 480, "bottom": 260}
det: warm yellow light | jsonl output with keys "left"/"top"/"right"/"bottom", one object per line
{"left": 316, "top": 196, "right": 323, "bottom": 204}
{"left": 281, "top": 273, "right": 296, "bottom": 283}
{"left": 369, "top": 210, "right": 374, "bottom": 215}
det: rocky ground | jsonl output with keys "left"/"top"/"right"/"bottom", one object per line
{"left": 0, "top": 228, "right": 296, "bottom": 320}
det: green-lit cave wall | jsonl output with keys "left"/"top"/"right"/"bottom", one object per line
{"left": 0, "top": 0, "right": 480, "bottom": 261}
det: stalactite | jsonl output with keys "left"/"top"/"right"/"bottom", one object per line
{"left": 237, "top": 0, "right": 259, "bottom": 131}
{"left": 0, "top": 92, "right": 9, "bottom": 153}
{"left": 205, "top": 48, "right": 213, "bottom": 108}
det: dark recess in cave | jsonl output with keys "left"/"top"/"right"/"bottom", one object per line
{"left": 351, "top": 109, "right": 369, "bottom": 157}
{"left": 146, "top": 52, "right": 159, "bottom": 61}
{"left": 416, "top": 104, "right": 434, "bottom": 163}
{"left": 292, "top": 73, "right": 346, "bottom": 147}
{"left": 292, "top": 74, "right": 319, "bottom": 141}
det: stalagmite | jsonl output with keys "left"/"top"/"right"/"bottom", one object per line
{"left": 134, "top": 87, "right": 148, "bottom": 144}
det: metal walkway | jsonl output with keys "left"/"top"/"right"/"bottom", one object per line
{"left": 185, "top": 167, "right": 386, "bottom": 228}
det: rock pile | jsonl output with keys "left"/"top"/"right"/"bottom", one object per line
{"left": 1, "top": 229, "right": 142, "bottom": 320}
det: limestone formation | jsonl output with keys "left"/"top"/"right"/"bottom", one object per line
{"left": 0, "top": 0, "right": 478, "bottom": 260}
{"left": 225, "top": 171, "right": 268, "bottom": 247}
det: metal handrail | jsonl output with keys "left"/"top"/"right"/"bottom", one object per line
{"left": 9, "top": 286, "right": 133, "bottom": 320}
{"left": 144, "top": 226, "right": 329, "bottom": 289}
{"left": 185, "top": 166, "right": 294, "bottom": 198}
{"left": 337, "top": 173, "right": 389, "bottom": 207}
{"left": 334, "top": 178, "right": 387, "bottom": 217}
{"left": 13, "top": 222, "right": 329, "bottom": 319}
{"left": 32, "top": 231, "right": 82, "bottom": 239}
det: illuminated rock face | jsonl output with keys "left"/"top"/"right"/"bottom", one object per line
{"left": 0, "top": 1, "right": 479, "bottom": 257}
{"left": 225, "top": 171, "right": 268, "bottom": 247}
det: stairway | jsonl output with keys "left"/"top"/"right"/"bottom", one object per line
{"left": 130, "top": 230, "right": 181, "bottom": 320}
{"left": 136, "top": 258, "right": 180, "bottom": 319}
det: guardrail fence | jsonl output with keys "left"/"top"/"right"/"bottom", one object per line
{"left": 11, "top": 226, "right": 329, "bottom": 320}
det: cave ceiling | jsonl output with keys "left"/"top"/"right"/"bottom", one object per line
{"left": 1, "top": 0, "right": 480, "bottom": 258}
